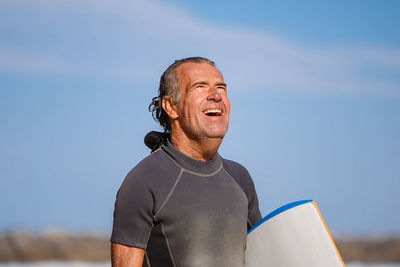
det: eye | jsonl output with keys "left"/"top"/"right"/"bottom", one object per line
{"left": 195, "top": 84, "right": 207, "bottom": 91}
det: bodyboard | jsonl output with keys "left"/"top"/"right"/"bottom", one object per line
{"left": 245, "top": 200, "right": 345, "bottom": 267}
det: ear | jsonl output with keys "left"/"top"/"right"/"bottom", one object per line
{"left": 162, "top": 97, "right": 179, "bottom": 120}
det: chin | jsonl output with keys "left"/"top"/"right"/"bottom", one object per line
{"left": 204, "top": 129, "right": 228, "bottom": 139}
{"left": 206, "top": 135, "right": 225, "bottom": 139}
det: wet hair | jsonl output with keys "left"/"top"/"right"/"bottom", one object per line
{"left": 149, "top": 57, "right": 216, "bottom": 132}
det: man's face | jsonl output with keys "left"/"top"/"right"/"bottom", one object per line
{"left": 172, "top": 62, "right": 230, "bottom": 141}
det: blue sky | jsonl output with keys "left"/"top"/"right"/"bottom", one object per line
{"left": 0, "top": 0, "right": 399, "bottom": 235}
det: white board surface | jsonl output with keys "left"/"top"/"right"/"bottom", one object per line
{"left": 245, "top": 200, "right": 345, "bottom": 267}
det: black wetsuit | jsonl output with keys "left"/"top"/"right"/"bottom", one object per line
{"left": 111, "top": 139, "right": 261, "bottom": 267}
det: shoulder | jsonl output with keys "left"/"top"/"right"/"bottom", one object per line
{"left": 222, "top": 158, "right": 255, "bottom": 193}
{"left": 129, "top": 149, "right": 174, "bottom": 175}
{"left": 222, "top": 158, "right": 251, "bottom": 181}
{"left": 120, "top": 149, "right": 180, "bottom": 191}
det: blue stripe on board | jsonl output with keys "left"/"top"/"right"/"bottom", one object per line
{"left": 248, "top": 199, "right": 313, "bottom": 234}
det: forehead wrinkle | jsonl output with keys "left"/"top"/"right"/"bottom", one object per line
{"left": 175, "top": 65, "right": 190, "bottom": 95}
{"left": 176, "top": 62, "right": 225, "bottom": 93}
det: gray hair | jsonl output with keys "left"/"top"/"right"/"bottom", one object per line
{"left": 149, "top": 57, "right": 216, "bottom": 132}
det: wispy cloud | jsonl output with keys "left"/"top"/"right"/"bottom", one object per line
{"left": 1, "top": 0, "right": 399, "bottom": 94}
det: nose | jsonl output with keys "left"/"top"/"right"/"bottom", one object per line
{"left": 207, "top": 87, "right": 222, "bottom": 102}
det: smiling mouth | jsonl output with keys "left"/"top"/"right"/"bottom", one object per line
{"left": 203, "top": 108, "right": 222, "bottom": 116}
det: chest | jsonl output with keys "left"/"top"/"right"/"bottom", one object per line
{"left": 156, "top": 171, "right": 248, "bottom": 224}
{"left": 149, "top": 170, "right": 249, "bottom": 267}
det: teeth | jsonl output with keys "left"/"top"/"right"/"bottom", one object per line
{"left": 204, "top": 109, "right": 222, "bottom": 114}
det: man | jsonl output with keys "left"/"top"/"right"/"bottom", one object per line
{"left": 111, "top": 57, "right": 261, "bottom": 267}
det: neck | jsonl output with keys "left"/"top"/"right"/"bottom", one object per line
{"left": 170, "top": 132, "right": 222, "bottom": 161}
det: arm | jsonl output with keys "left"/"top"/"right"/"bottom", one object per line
{"left": 111, "top": 243, "right": 145, "bottom": 267}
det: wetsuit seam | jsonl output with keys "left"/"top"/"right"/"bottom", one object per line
{"left": 110, "top": 238, "right": 146, "bottom": 249}
{"left": 221, "top": 167, "right": 249, "bottom": 204}
{"left": 222, "top": 167, "right": 253, "bottom": 231}
{"left": 183, "top": 165, "right": 223, "bottom": 177}
{"left": 145, "top": 252, "right": 151, "bottom": 267}
{"left": 162, "top": 148, "right": 223, "bottom": 176}
{"left": 154, "top": 169, "right": 184, "bottom": 220}
{"left": 160, "top": 222, "right": 177, "bottom": 267}
{"left": 144, "top": 222, "right": 154, "bottom": 248}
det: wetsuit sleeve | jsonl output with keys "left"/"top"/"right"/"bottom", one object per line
{"left": 111, "top": 170, "right": 154, "bottom": 249}
{"left": 222, "top": 160, "right": 262, "bottom": 229}
{"left": 246, "top": 173, "right": 262, "bottom": 228}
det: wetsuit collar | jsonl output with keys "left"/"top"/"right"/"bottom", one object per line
{"left": 161, "top": 139, "right": 222, "bottom": 175}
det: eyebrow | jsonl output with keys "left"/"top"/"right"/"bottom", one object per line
{"left": 216, "top": 82, "right": 227, "bottom": 87}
